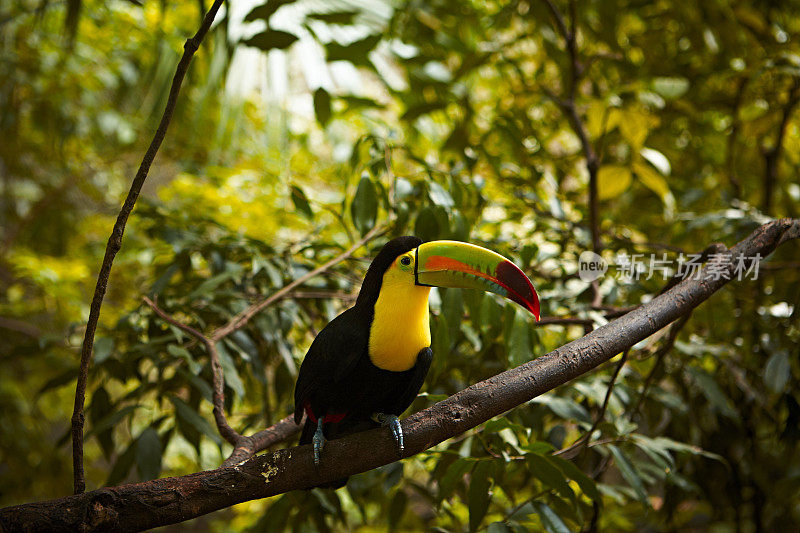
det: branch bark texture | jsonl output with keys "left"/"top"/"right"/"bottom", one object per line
{"left": 5, "top": 219, "right": 797, "bottom": 532}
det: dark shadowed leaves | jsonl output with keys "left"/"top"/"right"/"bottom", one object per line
{"left": 307, "top": 10, "right": 359, "bottom": 25}
{"left": 290, "top": 185, "right": 313, "bottom": 219}
{"left": 244, "top": 0, "right": 297, "bottom": 22}
{"left": 531, "top": 501, "right": 571, "bottom": 533}
{"left": 608, "top": 445, "right": 648, "bottom": 506}
{"left": 351, "top": 176, "right": 378, "bottom": 235}
{"left": 170, "top": 395, "right": 223, "bottom": 446}
{"left": 242, "top": 30, "right": 298, "bottom": 52}
{"left": 468, "top": 460, "right": 493, "bottom": 531}
{"left": 326, "top": 34, "right": 381, "bottom": 65}
{"left": 313, "top": 88, "right": 332, "bottom": 127}
{"left": 527, "top": 453, "right": 575, "bottom": 501}
{"left": 136, "top": 427, "right": 162, "bottom": 481}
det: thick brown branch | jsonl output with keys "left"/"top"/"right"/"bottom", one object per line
{"left": 69, "top": 0, "right": 226, "bottom": 495}
{"left": 4, "top": 219, "right": 797, "bottom": 532}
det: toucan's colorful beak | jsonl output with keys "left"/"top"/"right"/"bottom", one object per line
{"left": 415, "top": 240, "right": 540, "bottom": 320}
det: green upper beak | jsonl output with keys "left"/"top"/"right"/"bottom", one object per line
{"left": 414, "top": 240, "right": 540, "bottom": 320}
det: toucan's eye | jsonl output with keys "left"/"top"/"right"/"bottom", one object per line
{"left": 400, "top": 256, "right": 412, "bottom": 266}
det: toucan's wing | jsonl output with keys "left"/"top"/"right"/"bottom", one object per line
{"left": 391, "top": 347, "right": 433, "bottom": 415}
{"left": 293, "top": 307, "right": 368, "bottom": 424}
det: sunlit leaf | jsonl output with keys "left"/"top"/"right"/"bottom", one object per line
{"left": 652, "top": 77, "right": 690, "bottom": 99}
{"left": 428, "top": 181, "right": 454, "bottom": 207}
{"left": 640, "top": 147, "right": 671, "bottom": 175}
{"left": 633, "top": 161, "right": 670, "bottom": 199}
{"left": 619, "top": 109, "right": 652, "bottom": 149}
{"left": 597, "top": 165, "right": 632, "bottom": 200}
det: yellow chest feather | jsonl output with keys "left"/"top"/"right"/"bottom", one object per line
{"left": 368, "top": 279, "right": 432, "bottom": 372}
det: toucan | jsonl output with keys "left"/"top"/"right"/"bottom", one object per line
{"left": 293, "top": 236, "right": 539, "bottom": 485}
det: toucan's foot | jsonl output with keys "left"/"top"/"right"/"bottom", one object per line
{"left": 312, "top": 419, "right": 326, "bottom": 465}
{"left": 372, "top": 412, "right": 404, "bottom": 456}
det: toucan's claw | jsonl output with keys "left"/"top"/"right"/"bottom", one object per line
{"left": 373, "top": 413, "right": 404, "bottom": 456}
{"left": 312, "top": 419, "right": 326, "bottom": 465}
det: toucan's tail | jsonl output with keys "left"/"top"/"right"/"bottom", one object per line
{"left": 299, "top": 419, "right": 348, "bottom": 490}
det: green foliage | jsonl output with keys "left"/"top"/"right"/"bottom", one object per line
{"left": 2, "top": 0, "right": 800, "bottom": 531}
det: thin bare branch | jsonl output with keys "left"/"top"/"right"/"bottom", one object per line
{"left": 143, "top": 296, "right": 241, "bottom": 446}
{"left": 70, "top": 0, "right": 225, "bottom": 495}
{"left": 534, "top": 316, "right": 594, "bottom": 335}
{"left": 210, "top": 224, "right": 386, "bottom": 341}
{"left": 142, "top": 296, "right": 208, "bottom": 345}
{"left": 540, "top": 0, "right": 600, "bottom": 269}
{"left": 762, "top": 78, "right": 800, "bottom": 215}
{"left": 627, "top": 312, "right": 693, "bottom": 419}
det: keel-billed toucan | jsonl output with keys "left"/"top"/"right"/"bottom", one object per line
{"left": 293, "top": 236, "right": 539, "bottom": 483}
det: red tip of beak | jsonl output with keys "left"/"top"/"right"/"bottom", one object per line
{"left": 496, "top": 261, "right": 540, "bottom": 320}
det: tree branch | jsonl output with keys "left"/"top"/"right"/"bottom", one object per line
{"left": 70, "top": 0, "right": 226, "bottom": 495}
{"left": 540, "top": 0, "right": 599, "bottom": 251}
{"left": 4, "top": 219, "right": 797, "bottom": 532}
